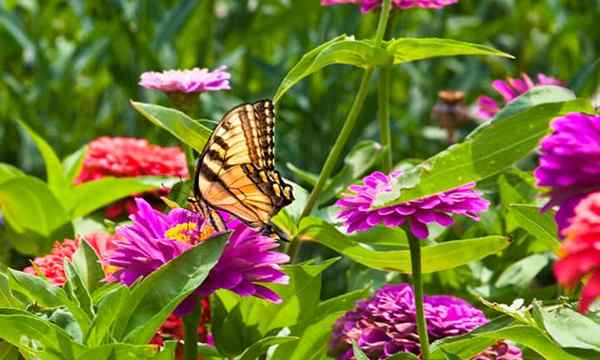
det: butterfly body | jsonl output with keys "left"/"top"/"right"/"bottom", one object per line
{"left": 193, "top": 100, "right": 294, "bottom": 233}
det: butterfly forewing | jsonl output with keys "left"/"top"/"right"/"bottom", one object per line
{"left": 194, "top": 100, "right": 293, "bottom": 230}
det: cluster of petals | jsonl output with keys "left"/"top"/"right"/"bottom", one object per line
{"left": 554, "top": 192, "right": 600, "bottom": 313}
{"left": 139, "top": 66, "right": 231, "bottom": 94}
{"left": 321, "top": 0, "right": 458, "bottom": 12}
{"left": 329, "top": 284, "right": 521, "bottom": 359}
{"left": 476, "top": 73, "right": 563, "bottom": 120}
{"left": 104, "top": 198, "right": 289, "bottom": 315}
{"left": 24, "top": 239, "right": 81, "bottom": 286}
{"left": 534, "top": 112, "right": 600, "bottom": 232}
{"left": 336, "top": 170, "right": 489, "bottom": 239}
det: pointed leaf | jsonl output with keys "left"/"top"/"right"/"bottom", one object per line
{"left": 386, "top": 38, "right": 513, "bottom": 64}
{"left": 71, "top": 240, "right": 104, "bottom": 293}
{"left": 298, "top": 217, "right": 509, "bottom": 273}
{"left": 509, "top": 204, "right": 560, "bottom": 251}
{"left": 0, "top": 164, "right": 24, "bottom": 185}
{"left": 86, "top": 285, "right": 129, "bottom": 347}
{"left": 239, "top": 336, "right": 299, "bottom": 360}
{"left": 62, "top": 146, "right": 88, "bottom": 184}
{"left": 536, "top": 305, "right": 600, "bottom": 351}
{"left": 131, "top": 101, "right": 212, "bottom": 152}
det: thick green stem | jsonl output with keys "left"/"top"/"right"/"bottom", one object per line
{"left": 183, "top": 300, "right": 201, "bottom": 360}
{"left": 374, "top": 0, "right": 392, "bottom": 45}
{"left": 409, "top": 235, "right": 430, "bottom": 360}
{"left": 377, "top": 65, "right": 392, "bottom": 172}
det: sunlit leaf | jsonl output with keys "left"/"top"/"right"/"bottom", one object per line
{"left": 535, "top": 305, "right": 600, "bottom": 352}
{"left": 386, "top": 38, "right": 513, "bottom": 64}
{"left": 238, "top": 336, "right": 299, "bottom": 360}
{"left": 509, "top": 204, "right": 560, "bottom": 251}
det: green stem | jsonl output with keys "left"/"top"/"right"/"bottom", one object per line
{"left": 377, "top": 65, "right": 392, "bottom": 172}
{"left": 183, "top": 300, "right": 201, "bottom": 360}
{"left": 374, "top": 0, "right": 392, "bottom": 45}
{"left": 408, "top": 235, "right": 430, "bottom": 360}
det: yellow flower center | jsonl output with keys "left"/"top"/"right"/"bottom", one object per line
{"left": 165, "top": 222, "right": 198, "bottom": 243}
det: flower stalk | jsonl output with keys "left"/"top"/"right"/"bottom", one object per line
{"left": 291, "top": 0, "right": 393, "bottom": 260}
{"left": 408, "top": 234, "right": 430, "bottom": 360}
{"left": 378, "top": 65, "right": 392, "bottom": 172}
{"left": 183, "top": 299, "right": 202, "bottom": 360}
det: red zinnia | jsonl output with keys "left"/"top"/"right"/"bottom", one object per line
{"left": 24, "top": 239, "right": 80, "bottom": 286}
{"left": 554, "top": 192, "right": 600, "bottom": 313}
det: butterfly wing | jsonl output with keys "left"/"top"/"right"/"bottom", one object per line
{"left": 194, "top": 100, "right": 294, "bottom": 228}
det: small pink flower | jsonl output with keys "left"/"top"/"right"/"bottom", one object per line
{"left": 321, "top": 0, "right": 458, "bottom": 12}
{"left": 139, "top": 66, "right": 231, "bottom": 94}
{"left": 475, "top": 73, "right": 563, "bottom": 120}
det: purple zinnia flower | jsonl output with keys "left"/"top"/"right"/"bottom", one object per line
{"left": 336, "top": 171, "right": 489, "bottom": 239}
{"left": 139, "top": 66, "right": 231, "bottom": 94}
{"left": 534, "top": 112, "right": 600, "bottom": 233}
{"left": 476, "top": 73, "right": 564, "bottom": 120}
{"left": 329, "top": 284, "right": 522, "bottom": 360}
{"left": 105, "top": 198, "right": 289, "bottom": 315}
{"left": 321, "top": 0, "right": 458, "bottom": 13}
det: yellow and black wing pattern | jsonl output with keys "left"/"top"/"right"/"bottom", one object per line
{"left": 193, "top": 100, "right": 294, "bottom": 231}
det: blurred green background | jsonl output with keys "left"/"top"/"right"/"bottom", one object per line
{"left": 1, "top": 0, "right": 599, "bottom": 179}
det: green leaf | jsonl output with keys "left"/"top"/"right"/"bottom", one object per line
{"left": 131, "top": 101, "right": 212, "bottom": 152}
{"left": 86, "top": 285, "right": 129, "bottom": 347}
{"left": 509, "top": 204, "right": 560, "bottom": 251}
{"left": 62, "top": 145, "right": 87, "bottom": 184}
{"left": 274, "top": 35, "right": 392, "bottom": 103}
{"left": 315, "top": 288, "right": 369, "bottom": 316}
{"left": 66, "top": 176, "right": 176, "bottom": 218}
{"left": 536, "top": 305, "right": 600, "bottom": 352}
{"left": 16, "top": 120, "right": 67, "bottom": 195}
{"left": 239, "top": 336, "right": 299, "bottom": 360}
{"left": 387, "top": 353, "right": 420, "bottom": 360}
{"left": 64, "top": 262, "right": 94, "bottom": 318}
{"left": 152, "top": 0, "right": 197, "bottom": 50}
{"left": 115, "top": 233, "right": 228, "bottom": 344}
{"left": 494, "top": 253, "right": 552, "bottom": 290}
{"left": 71, "top": 240, "right": 104, "bottom": 294}
{"left": 353, "top": 341, "right": 369, "bottom": 360}
{"left": 0, "top": 176, "right": 72, "bottom": 255}
{"left": 8, "top": 269, "right": 92, "bottom": 334}
{"left": 0, "top": 342, "right": 19, "bottom": 360}
{"left": 430, "top": 316, "right": 580, "bottom": 360}
{"left": 0, "top": 164, "right": 24, "bottom": 185}
{"left": 386, "top": 38, "right": 513, "bottom": 64}
{"left": 298, "top": 217, "right": 509, "bottom": 273}
{"left": 0, "top": 273, "right": 22, "bottom": 309}
{"left": 0, "top": 308, "right": 85, "bottom": 359}
{"left": 74, "top": 344, "right": 158, "bottom": 360}
{"left": 373, "top": 92, "right": 591, "bottom": 208}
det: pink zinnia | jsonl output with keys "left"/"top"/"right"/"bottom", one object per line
{"left": 139, "top": 66, "right": 231, "bottom": 94}
{"left": 336, "top": 170, "right": 489, "bottom": 239}
{"left": 554, "top": 192, "right": 600, "bottom": 313}
{"left": 321, "top": 0, "right": 458, "bottom": 12}
{"left": 476, "top": 73, "right": 563, "bottom": 120}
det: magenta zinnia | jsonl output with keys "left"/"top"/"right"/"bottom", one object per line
{"left": 336, "top": 171, "right": 489, "bottom": 238}
{"left": 476, "top": 73, "right": 563, "bottom": 120}
{"left": 329, "top": 284, "right": 521, "bottom": 360}
{"left": 321, "top": 0, "right": 458, "bottom": 12}
{"left": 105, "top": 198, "right": 289, "bottom": 315}
{"left": 534, "top": 113, "right": 600, "bottom": 233}
{"left": 139, "top": 66, "right": 231, "bottom": 94}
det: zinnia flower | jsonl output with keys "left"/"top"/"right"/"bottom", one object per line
{"left": 76, "top": 136, "right": 189, "bottom": 219}
{"left": 321, "top": 0, "right": 458, "bottom": 12}
{"left": 24, "top": 239, "right": 80, "bottom": 286}
{"left": 534, "top": 113, "right": 600, "bottom": 233}
{"left": 554, "top": 192, "right": 600, "bottom": 313}
{"left": 329, "top": 284, "right": 521, "bottom": 360}
{"left": 139, "top": 66, "right": 231, "bottom": 94}
{"left": 336, "top": 171, "right": 489, "bottom": 238}
{"left": 105, "top": 198, "right": 289, "bottom": 315}
{"left": 476, "top": 73, "right": 563, "bottom": 120}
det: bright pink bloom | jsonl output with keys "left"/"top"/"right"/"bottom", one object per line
{"left": 321, "top": 0, "right": 458, "bottom": 12}
{"left": 139, "top": 66, "right": 231, "bottom": 94}
{"left": 554, "top": 192, "right": 600, "bottom": 313}
{"left": 476, "top": 73, "right": 563, "bottom": 120}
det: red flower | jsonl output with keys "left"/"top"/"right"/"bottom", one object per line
{"left": 76, "top": 137, "right": 189, "bottom": 219}
{"left": 24, "top": 239, "right": 80, "bottom": 286}
{"left": 554, "top": 192, "right": 600, "bottom": 313}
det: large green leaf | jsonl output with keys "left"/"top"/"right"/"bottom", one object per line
{"left": 0, "top": 308, "right": 85, "bottom": 360}
{"left": 509, "top": 204, "right": 560, "bottom": 251}
{"left": 373, "top": 88, "right": 591, "bottom": 208}
{"left": 535, "top": 305, "right": 600, "bottom": 352}
{"left": 0, "top": 164, "right": 24, "bottom": 185}
{"left": 115, "top": 233, "right": 228, "bottom": 344}
{"left": 70, "top": 240, "right": 104, "bottom": 294}
{"left": 298, "top": 217, "right": 509, "bottom": 273}
{"left": 430, "top": 316, "right": 580, "bottom": 360}
{"left": 64, "top": 262, "right": 94, "bottom": 319}
{"left": 130, "top": 101, "right": 212, "bottom": 152}
{"left": 274, "top": 35, "right": 392, "bottom": 103}
{"left": 0, "top": 176, "right": 71, "bottom": 255}
{"left": 86, "top": 286, "right": 129, "bottom": 347}
{"left": 66, "top": 176, "right": 176, "bottom": 218}
{"left": 16, "top": 120, "right": 67, "bottom": 195}
{"left": 495, "top": 253, "right": 552, "bottom": 290}
{"left": 386, "top": 38, "right": 513, "bottom": 64}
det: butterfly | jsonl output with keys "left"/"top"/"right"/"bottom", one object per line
{"left": 190, "top": 100, "right": 294, "bottom": 236}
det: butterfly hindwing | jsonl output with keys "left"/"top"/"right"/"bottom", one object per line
{"left": 194, "top": 100, "right": 293, "bottom": 230}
